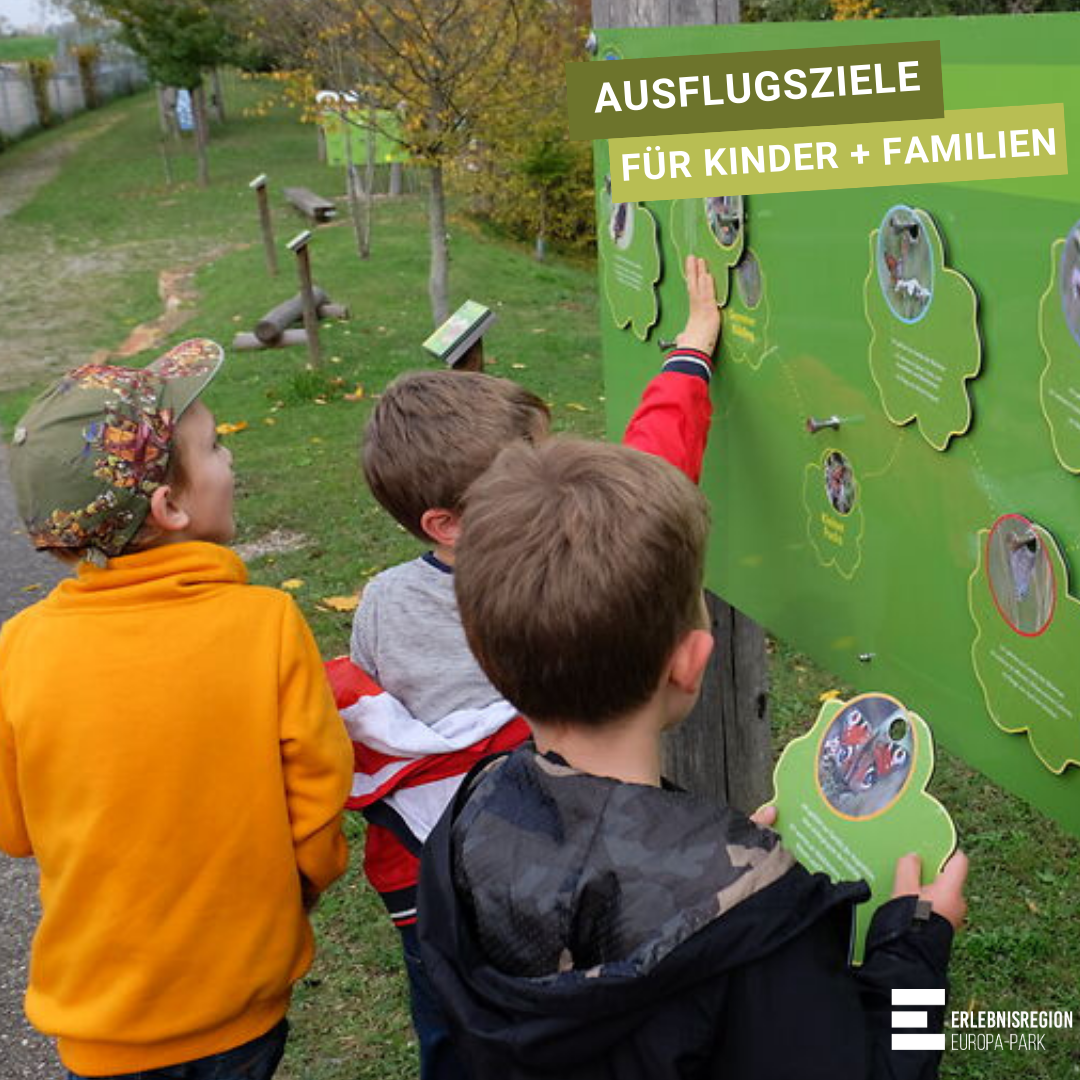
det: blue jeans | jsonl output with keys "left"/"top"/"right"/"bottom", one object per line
{"left": 399, "top": 923, "right": 470, "bottom": 1080}
{"left": 67, "top": 1019, "right": 288, "bottom": 1080}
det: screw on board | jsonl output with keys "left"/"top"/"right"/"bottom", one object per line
{"left": 806, "top": 415, "right": 842, "bottom": 434}
{"left": 287, "top": 230, "right": 321, "bottom": 367}
{"left": 858, "top": 653, "right": 875, "bottom": 663}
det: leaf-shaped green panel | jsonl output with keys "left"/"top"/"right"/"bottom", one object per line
{"left": 669, "top": 196, "right": 744, "bottom": 308}
{"left": 770, "top": 692, "right": 955, "bottom": 962}
{"left": 864, "top": 206, "right": 982, "bottom": 451}
{"left": 723, "top": 249, "right": 774, "bottom": 372}
{"left": 802, "top": 448, "right": 865, "bottom": 581}
{"left": 1038, "top": 227, "right": 1080, "bottom": 473}
{"left": 970, "top": 515, "right": 1080, "bottom": 774}
{"left": 598, "top": 181, "right": 661, "bottom": 341}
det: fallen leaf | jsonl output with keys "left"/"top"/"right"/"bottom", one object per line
{"left": 818, "top": 689, "right": 841, "bottom": 702}
{"left": 330, "top": 356, "right": 343, "bottom": 364}
{"left": 310, "top": 436, "right": 323, "bottom": 444}
{"left": 511, "top": 363, "right": 527, "bottom": 370}
{"left": 318, "top": 595, "right": 360, "bottom": 613}
{"left": 565, "top": 402, "right": 588, "bottom": 412}
{"left": 344, "top": 384, "right": 365, "bottom": 402}
{"left": 280, "top": 578, "right": 305, "bottom": 591}
{"left": 216, "top": 421, "right": 249, "bottom": 436}
{"left": 21, "top": 583, "right": 42, "bottom": 593}
{"left": 263, "top": 417, "right": 276, "bottom": 426}
{"left": 313, "top": 397, "right": 328, "bottom": 406}
{"left": 531, "top": 328, "right": 548, "bottom": 334}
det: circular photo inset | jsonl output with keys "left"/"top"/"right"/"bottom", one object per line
{"left": 876, "top": 205, "right": 933, "bottom": 323}
{"left": 818, "top": 695, "right": 915, "bottom": 820}
{"left": 987, "top": 514, "right": 1056, "bottom": 637}
{"left": 609, "top": 200, "right": 634, "bottom": 250}
{"left": 1059, "top": 220, "right": 1080, "bottom": 350}
{"left": 735, "top": 250, "right": 762, "bottom": 309}
{"left": 823, "top": 450, "right": 856, "bottom": 516}
{"left": 704, "top": 196, "right": 743, "bottom": 249}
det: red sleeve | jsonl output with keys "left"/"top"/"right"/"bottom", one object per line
{"left": 622, "top": 363, "right": 713, "bottom": 484}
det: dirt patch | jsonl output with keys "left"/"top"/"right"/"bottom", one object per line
{"left": 233, "top": 529, "right": 310, "bottom": 562}
{"left": 88, "top": 246, "right": 239, "bottom": 364}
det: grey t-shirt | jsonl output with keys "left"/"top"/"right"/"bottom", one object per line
{"left": 350, "top": 553, "right": 501, "bottom": 726}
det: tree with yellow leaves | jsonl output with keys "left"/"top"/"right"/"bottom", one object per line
{"left": 248, "top": 0, "right": 540, "bottom": 325}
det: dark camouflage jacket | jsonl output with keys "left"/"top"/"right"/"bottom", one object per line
{"left": 419, "top": 746, "right": 952, "bottom": 1080}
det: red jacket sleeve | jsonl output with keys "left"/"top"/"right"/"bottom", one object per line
{"left": 622, "top": 348, "right": 714, "bottom": 484}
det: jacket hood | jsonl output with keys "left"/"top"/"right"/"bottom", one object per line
{"left": 419, "top": 748, "right": 867, "bottom": 1072}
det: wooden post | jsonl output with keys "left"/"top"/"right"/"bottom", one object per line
{"left": 591, "top": 0, "right": 769, "bottom": 813}
{"left": 454, "top": 340, "right": 485, "bottom": 373}
{"left": 249, "top": 174, "right": 278, "bottom": 277}
{"left": 287, "top": 231, "right": 322, "bottom": 367}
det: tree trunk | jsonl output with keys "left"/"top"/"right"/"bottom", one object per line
{"left": 535, "top": 189, "right": 547, "bottom": 261}
{"left": 192, "top": 81, "right": 210, "bottom": 187}
{"left": 211, "top": 68, "right": 225, "bottom": 124}
{"left": 363, "top": 109, "right": 376, "bottom": 254}
{"left": 389, "top": 160, "right": 403, "bottom": 196}
{"left": 343, "top": 117, "right": 369, "bottom": 259}
{"left": 427, "top": 163, "right": 450, "bottom": 325}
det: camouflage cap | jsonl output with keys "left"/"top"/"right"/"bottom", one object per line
{"left": 8, "top": 339, "right": 224, "bottom": 561}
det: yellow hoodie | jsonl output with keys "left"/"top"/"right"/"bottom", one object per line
{"left": 0, "top": 541, "right": 353, "bottom": 1075}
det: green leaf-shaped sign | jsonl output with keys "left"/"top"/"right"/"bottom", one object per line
{"left": 598, "top": 181, "right": 661, "bottom": 340}
{"left": 723, "top": 249, "right": 774, "bottom": 372}
{"left": 969, "top": 514, "right": 1080, "bottom": 773}
{"left": 802, "top": 449, "right": 865, "bottom": 580}
{"left": 1038, "top": 226, "right": 1080, "bottom": 473}
{"left": 864, "top": 206, "right": 982, "bottom": 451}
{"left": 770, "top": 692, "right": 955, "bottom": 962}
{"left": 669, "top": 196, "right": 744, "bottom": 308}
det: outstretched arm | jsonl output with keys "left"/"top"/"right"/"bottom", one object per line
{"left": 623, "top": 256, "right": 722, "bottom": 483}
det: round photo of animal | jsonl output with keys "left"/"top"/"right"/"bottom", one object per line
{"left": 1060, "top": 220, "right": 1080, "bottom": 350}
{"left": 987, "top": 514, "right": 1056, "bottom": 637}
{"left": 735, "top": 250, "right": 763, "bottom": 309}
{"left": 818, "top": 695, "right": 915, "bottom": 820}
{"left": 822, "top": 450, "right": 856, "bottom": 516}
{"left": 704, "top": 196, "right": 743, "bottom": 249}
{"left": 609, "top": 199, "right": 635, "bottom": 250}
{"left": 876, "top": 205, "right": 933, "bottom": 323}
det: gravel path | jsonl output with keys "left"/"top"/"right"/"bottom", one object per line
{"left": 0, "top": 443, "right": 66, "bottom": 1079}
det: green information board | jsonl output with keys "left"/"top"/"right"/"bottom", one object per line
{"left": 322, "top": 109, "right": 408, "bottom": 167}
{"left": 594, "top": 13, "right": 1080, "bottom": 835}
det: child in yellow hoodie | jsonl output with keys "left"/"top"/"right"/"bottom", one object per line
{"left": 0, "top": 340, "right": 354, "bottom": 1080}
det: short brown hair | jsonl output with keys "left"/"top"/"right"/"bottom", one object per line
{"left": 362, "top": 371, "right": 550, "bottom": 540}
{"left": 455, "top": 438, "right": 710, "bottom": 726}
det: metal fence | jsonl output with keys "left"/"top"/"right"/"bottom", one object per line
{"left": 0, "top": 61, "right": 147, "bottom": 142}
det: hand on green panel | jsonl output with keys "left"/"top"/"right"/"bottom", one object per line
{"left": 969, "top": 516, "right": 1080, "bottom": 774}
{"left": 864, "top": 207, "right": 981, "bottom": 451}
{"left": 669, "top": 197, "right": 744, "bottom": 308}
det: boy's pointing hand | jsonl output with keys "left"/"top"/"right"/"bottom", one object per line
{"left": 676, "top": 255, "right": 722, "bottom": 357}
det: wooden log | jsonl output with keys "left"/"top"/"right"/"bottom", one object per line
{"left": 317, "top": 301, "right": 350, "bottom": 321}
{"left": 255, "top": 287, "right": 330, "bottom": 343}
{"left": 283, "top": 186, "right": 337, "bottom": 223}
{"left": 233, "top": 329, "right": 309, "bottom": 351}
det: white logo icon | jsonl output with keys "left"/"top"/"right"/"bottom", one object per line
{"left": 892, "top": 989, "right": 945, "bottom": 1050}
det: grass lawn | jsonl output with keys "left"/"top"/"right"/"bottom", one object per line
{"left": 0, "top": 36, "right": 55, "bottom": 62}
{"left": 1, "top": 79, "right": 1078, "bottom": 1080}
